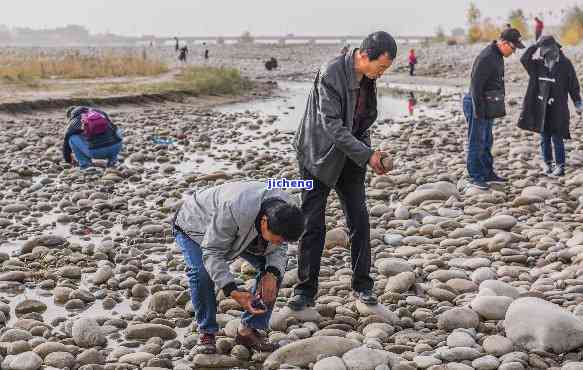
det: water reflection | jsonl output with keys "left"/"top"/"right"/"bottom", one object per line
{"left": 408, "top": 92, "right": 417, "bottom": 116}
{"left": 217, "top": 81, "right": 414, "bottom": 132}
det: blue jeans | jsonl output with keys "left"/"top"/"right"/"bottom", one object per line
{"left": 69, "top": 130, "right": 122, "bottom": 169}
{"left": 540, "top": 132, "right": 565, "bottom": 166}
{"left": 175, "top": 230, "right": 276, "bottom": 334}
{"left": 463, "top": 94, "right": 494, "bottom": 181}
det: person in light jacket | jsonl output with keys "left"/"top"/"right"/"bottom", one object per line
{"left": 173, "top": 181, "right": 304, "bottom": 354}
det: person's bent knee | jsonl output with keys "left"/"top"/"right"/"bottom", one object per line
{"left": 68, "top": 134, "right": 83, "bottom": 147}
{"left": 111, "top": 143, "right": 123, "bottom": 156}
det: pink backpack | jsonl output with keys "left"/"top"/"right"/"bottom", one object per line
{"left": 81, "top": 110, "right": 109, "bottom": 138}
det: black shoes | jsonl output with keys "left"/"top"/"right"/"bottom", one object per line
{"left": 287, "top": 294, "right": 315, "bottom": 311}
{"left": 468, "top": 178, "right": 489, "bottom": 190}
{"left": 353, "top": 289, "right": 378, "bottom": 305}
{"left": 289, "top": 290, "right": 378, "bottom": 308}
{"left": 485, "top": 173, "right": 507, "bottom": 183}
{"left": 469, "top": 173, "right": 507, "bottom": 189}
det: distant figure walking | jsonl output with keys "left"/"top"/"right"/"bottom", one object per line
{"left": 408, "top": 49, "right": 418, "bottom": 76}
{"left": 535, "top": 17, "right": 544, "bottom": 41}
{"left": 265, "top": 57, "right": 278, "bottom": 71}
{"left": 179, "top": 45, "right": 189, "bottom": 63}
{"left": 174, "top": 37, "right": 180, "bottom": 52}
{"left": 203, "top": 42, "right": 209, "bottom": 60}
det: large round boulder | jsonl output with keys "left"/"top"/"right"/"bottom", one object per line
{"left": 263, "top": 336, "right": 360, "bottom": 370}
{"left": 504, "top": 297, "right": 583, "bottom": 353}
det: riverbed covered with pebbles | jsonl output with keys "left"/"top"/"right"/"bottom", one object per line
{"left": 3, "top": 60, "right": 583, "bottom": 370}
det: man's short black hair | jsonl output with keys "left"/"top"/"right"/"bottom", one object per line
{"left": 264, "top": 200, "right": 304, "bottom": 242}
{"left": 360, "top": 31, "right": 397, "bottom": 61}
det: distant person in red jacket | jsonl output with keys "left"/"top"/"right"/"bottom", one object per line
{"left": 408, "top": 49, "right": 417, "bottom": 76}
{"left": 535, "top": 17, "right": 544, "bottom": 41}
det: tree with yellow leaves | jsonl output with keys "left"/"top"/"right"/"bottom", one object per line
{"left": 508, "top": 9, "right": 530, "bottom": 39}
{"left": 467, "top": 2, "right": 482, "bottom": 43}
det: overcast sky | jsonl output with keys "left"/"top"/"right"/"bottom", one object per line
{"left": 0, "top": 0, "right": 579, "bottom": 37}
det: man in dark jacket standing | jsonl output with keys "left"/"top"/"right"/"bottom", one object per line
{"left": 289, "top": 31, "right": 396, "bottom": 310}
{"left": 463, "top": 28, "right": 524, "bottom": 189}
{"left": 518, "top": 36, "right": 583, "bottom": 177}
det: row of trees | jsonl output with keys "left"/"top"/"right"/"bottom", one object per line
{"left": 442, "top": 3, "right": 583, "bottom": 45}
{"left": 433, "top": 4, "right": 530, "bottom": 44}
{"left": 0, "top": 26, "right": 259, "bottom": 46}
{"left": 0, "top": 25, "right": 91, "bottom": 43}
{"left": 561, "top": 7, "right": 583, "bottom": 45}
{"left": 466, "top": 3, "right": 529, "bottom": 43}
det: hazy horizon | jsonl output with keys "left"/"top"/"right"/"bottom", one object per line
{"left": 1, "top": 0, "right": 580, "bottom": 37}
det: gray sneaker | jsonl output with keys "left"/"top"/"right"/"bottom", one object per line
{"left": 468, "top": 179, "right": 489, "bottom": 190}
{"left": 353, "top": 289, "right": 378, "bottom": 305}
{"left": 543, "top": 162, "right": 554, "bottom": 175}
{"left": 551, "top": 164, "right": 565, "bottom": 177}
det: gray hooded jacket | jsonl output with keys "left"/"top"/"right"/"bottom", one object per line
{"left": 175, "top": 181, "right": 294, "bottom": 291}
{"left": 293, "top": 48, "right": 378, "bottom": 187}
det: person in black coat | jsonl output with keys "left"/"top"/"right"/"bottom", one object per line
{"left": 518, "top": 36, "right": 583, "bottom": 177}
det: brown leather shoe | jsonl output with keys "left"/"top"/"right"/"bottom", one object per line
{"left": 195, "top": 333, "right": 217, "bottom": 354}
{"left": 235, "top": 328, "right": 278, "bottom": 352}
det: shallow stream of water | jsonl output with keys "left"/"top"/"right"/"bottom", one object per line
{"left": 217, "top": 80, "right": 436, "bottom": 132}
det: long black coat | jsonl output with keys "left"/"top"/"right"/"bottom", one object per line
{"left": 518, "top": 44, "right": 582, "bottom": 139}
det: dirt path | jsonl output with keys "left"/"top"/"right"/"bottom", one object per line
{"left": 0, "top": 68, "right": 182, "bottom": 104}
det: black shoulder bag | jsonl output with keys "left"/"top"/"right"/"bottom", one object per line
{"left": 484, "top": 90, "right": 506, "bottom": 119}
